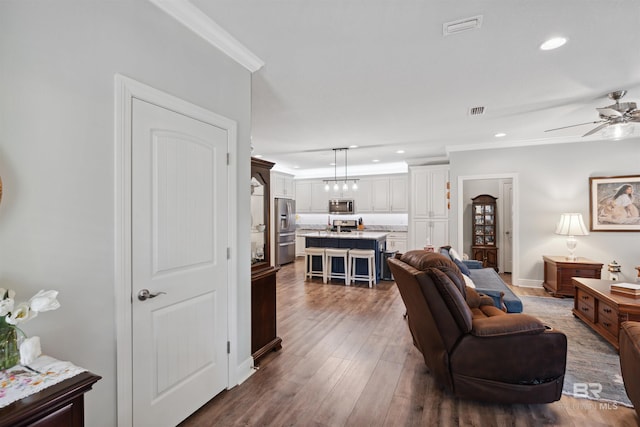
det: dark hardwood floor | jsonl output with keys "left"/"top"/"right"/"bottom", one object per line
{"left": 180, "top": 259, "right": 638, "bottom": 427}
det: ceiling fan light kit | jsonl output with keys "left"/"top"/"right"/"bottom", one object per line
{"left": 545, "top": 90, "right": 640, "bottom": 139}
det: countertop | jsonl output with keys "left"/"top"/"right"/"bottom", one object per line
{"left": 300, "top": 231, "right": 388, "bottom": 240}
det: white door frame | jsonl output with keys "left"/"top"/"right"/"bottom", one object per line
{"left": 457, "top": 173, "right": 519, "bottom": 285}
{"left": 114, "top": 74, "right": 238, "bottom": 427}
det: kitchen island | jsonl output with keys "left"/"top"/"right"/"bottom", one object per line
{"left": 301, "top": 231, "right": 388, "bottom": 283}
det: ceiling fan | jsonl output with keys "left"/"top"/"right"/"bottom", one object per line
{"left": 545, "top": 90, "right": 640, "bottom": 137}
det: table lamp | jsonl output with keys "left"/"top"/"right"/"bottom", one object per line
{"left": 555, "top": 213, "right": 589, "bottom": 261}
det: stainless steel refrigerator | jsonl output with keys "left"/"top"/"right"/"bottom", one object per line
{"left": 275, "top": 198, "right": 296, "bottom": 266}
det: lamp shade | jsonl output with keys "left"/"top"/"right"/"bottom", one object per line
{"left": 555, "top": 213, "right": 589, "bottom": 236}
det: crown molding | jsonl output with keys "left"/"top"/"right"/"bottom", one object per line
{"left": 149, "top": 0, "right": 265, "bottom": 73}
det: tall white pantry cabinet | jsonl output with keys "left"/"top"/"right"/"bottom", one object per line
{"left": 409, "top": 165, "right": 450, "bottom": 250}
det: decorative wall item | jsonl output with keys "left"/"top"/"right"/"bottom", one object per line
{"left": 589, "top": 175, "right": 640, "bottom": 231}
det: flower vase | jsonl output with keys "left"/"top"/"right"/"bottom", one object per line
{"left": 0, "top": 318, "right": 23, "bottom": 370}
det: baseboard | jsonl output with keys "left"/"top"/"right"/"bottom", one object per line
{"left": 235, "top": 356, "right": 255, "bottom": 385}
{"left": 514, "top": 278, "right": 543, "bottom": 288}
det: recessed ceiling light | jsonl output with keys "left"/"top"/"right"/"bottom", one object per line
{"left": 254, "top": 154, "right": 263, "bottom": 158}
{"left": 396, "top": 150, "right": 405, "bottom": 154}
{"left": 293, "top": 165, "right": 300, "bottom": 169}
{"left": 495, "top": 133, "right": 507, "bottom": 138}
{"left": 349, "top": 145, "right": 359, "bottom": 148}
{"left": 329, "top": 162, "right": 336, "bottom": 166}
{"left": 372, "top": 159, "right": 380, "bottom": 163}
{"left": 540, "top": 37, "right": 567, "bottom": 51}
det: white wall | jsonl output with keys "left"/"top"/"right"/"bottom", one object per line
{"left": 450, "top": 138, "right": 640, "bottom": 286}
{"left": 0, "top": 2, "right": 252, "bottom": 426}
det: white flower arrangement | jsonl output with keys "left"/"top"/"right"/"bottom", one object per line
{"left": 0, "top": 288, "right": 60, "bottom": 325}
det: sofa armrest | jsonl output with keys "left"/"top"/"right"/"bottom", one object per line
{"left": 471, "top": 314, "right": 546, "bottom": 337}
{"left": 463, "top": 259, "right": 483, "bottom": 269}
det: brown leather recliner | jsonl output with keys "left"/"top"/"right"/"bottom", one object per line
{"left": 619, "top": 321, "right": 640, "bottom": 417}
{"left": 387, "top": 250, "right": 567, "bottom": 404}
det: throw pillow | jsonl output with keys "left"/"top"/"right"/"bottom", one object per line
{"left": 462, "top": 273, "right": 475, "bottom": 288}
{"left": 453, "top": 258, "right": 471, "bottom": 276}
{"left": 449, "top": 247, "right": 462, "bottom": 261}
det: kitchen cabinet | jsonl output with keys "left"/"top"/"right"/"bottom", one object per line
{"left": 387, "top": 232, "right": 408, "bottom": 254}
{"left": 390, "top": 175, "right": 408, "bottom": 212}
{"left": 296, "top": 175, "right": 408, "bottom": 214}
{"left": 295, "top": 181, "right": 328, "bottom": 213}
{"left": 295, "top": 231, "right": 306, "bottom": 257}
{"left": 353, "top": 179, "right": 373, "bottom": 213}
{"left": 353, "top": 175, "right": 407, "bottom": 213}
{"left": 371, "top": 178, "right": 390, "bottom": 211}
{"left": 411, "top": 166, "right": 449, "bottom": 218}
{"left": 272, "top": 171, "right": 295, "bottom": 199}
{"left": 412, "top": 219, "right": 449, "bottom": 250}
{"left": 409, "top": 165, "right": 450, "bottom": 250}
{"left": 311, "top": 182, "right": 329, "bottom": 212}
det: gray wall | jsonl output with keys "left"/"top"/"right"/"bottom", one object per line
{"left": 0, "top": 1, "right": 252, "bottom": 425}
{"left": 450, "top": 138, "right": 640, "bottom": 285}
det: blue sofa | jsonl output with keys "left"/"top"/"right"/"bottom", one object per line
{"left": 439, "top": 247, "right": 523, "bottom": 313}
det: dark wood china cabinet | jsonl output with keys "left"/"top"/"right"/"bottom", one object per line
{"left": 471, "top": 194, "right": 498, "bottom": 271}
{"left": 250, "top": 157, "right": 281, "bottom": 363}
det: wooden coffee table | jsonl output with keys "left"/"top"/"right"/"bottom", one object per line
{"left": 572, "top": 278, "right": 640, "bottom": 350}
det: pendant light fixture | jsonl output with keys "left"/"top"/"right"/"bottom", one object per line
{"left": 323, "top": 148, "right": 359, "bottom": 192}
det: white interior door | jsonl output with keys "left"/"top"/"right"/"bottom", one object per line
{"left": 502, "top": 181, "right": 513, "bottom": 273}
{"left": 131, "top": 98, "right": 228, "bottom": 426}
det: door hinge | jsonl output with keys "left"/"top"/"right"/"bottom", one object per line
{"left": 227, "top": 247, "right": 231, "bottom": 259}
{"left": 227, "top": 341, "right": 231, "bottom": 354}
{"left": 226, "top": 153, "right": 230, "bottom": 165}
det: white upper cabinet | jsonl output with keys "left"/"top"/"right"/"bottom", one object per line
{"left": 371, "top": 177, "right": 390, "bottom": 212}
{"left": 272, "top": 172, "right": 295, "bottom": 199}
{"left": 294, "top": 174, "right": 408, "bottom": 214}
{"left": 409, "top": 165, "right": 450, "bottom": 250}
{"left": 295, "top": 181, "right": 312, "bottom": 212}
{"left": 353, "top": 179, "right": 373, "bottom": 213}
{"left": 411, "top": 166, "right": 449, "bottom": 218}
{"left": 310, "top": 181, "right": 329, "bottom": 212}
{"left": 390, "top": 175, "right": 408, "bottom": 212}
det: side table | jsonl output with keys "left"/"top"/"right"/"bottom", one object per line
{"left": 543, "top": 255, "right": 603, "bottom": 297}
{"left": 0, "top": 370, "right": 100, "bottom": 427}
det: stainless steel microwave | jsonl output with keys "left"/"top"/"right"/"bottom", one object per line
{"left": 329, "top": 199, "right": 354, "bottom": 215}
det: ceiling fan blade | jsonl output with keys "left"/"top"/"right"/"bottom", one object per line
{"left": 597, "top": 107, "right": 624, "bottom": 117}
{"left": 629, "top": 110, "right": 640, "bottom": 119}
{"left": 544, "top": 121, "right": 604, "bottom": 132}
{"left": 582, "top": 122, "right": 610, "bottom": 137}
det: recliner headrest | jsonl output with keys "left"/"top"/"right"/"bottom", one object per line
{"left": 400, "top": 250, "right": 466, "bottom": 295}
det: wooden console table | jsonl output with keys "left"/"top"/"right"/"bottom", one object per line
{"left": 0, "top": 371, "right": 100, "bottom": 427}
{"left": 572, "top": 278, "right": 640, "bottom": 351}
{"left": 543, "top": 255, "right": 603, "bottom": 297}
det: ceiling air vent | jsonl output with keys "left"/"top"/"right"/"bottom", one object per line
{"left": 468, "top": 106, "right": 485, "bottom": 116}
{"left": 443, "top": 15, "right": 483, "bottom": 36}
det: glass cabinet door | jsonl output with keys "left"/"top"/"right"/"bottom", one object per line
{"left": 251, "top": 157, "right": 274, "bottom": 271}
{"left": 251, "top": 176, "right": 266, "bottom": 266}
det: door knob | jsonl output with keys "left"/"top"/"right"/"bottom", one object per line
{"left": 137, "top": 289, "right": 167, "bottom": 301}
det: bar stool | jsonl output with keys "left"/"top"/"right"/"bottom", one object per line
{"left": 349, "top": 249, "right": 376, "bottom": 288}
{"left": 325, "top": 248, "right": 350, "bottom": 285}
{"left": 304, "top": 247, "right": 326, "bottom": 282}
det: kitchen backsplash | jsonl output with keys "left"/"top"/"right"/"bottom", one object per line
{"left": 296, "top": 213, "right": 408, "bottom": 232}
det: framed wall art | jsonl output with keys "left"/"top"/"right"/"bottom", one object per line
{"left": 589, "top": 175, "right": 640, "bottom": 231}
